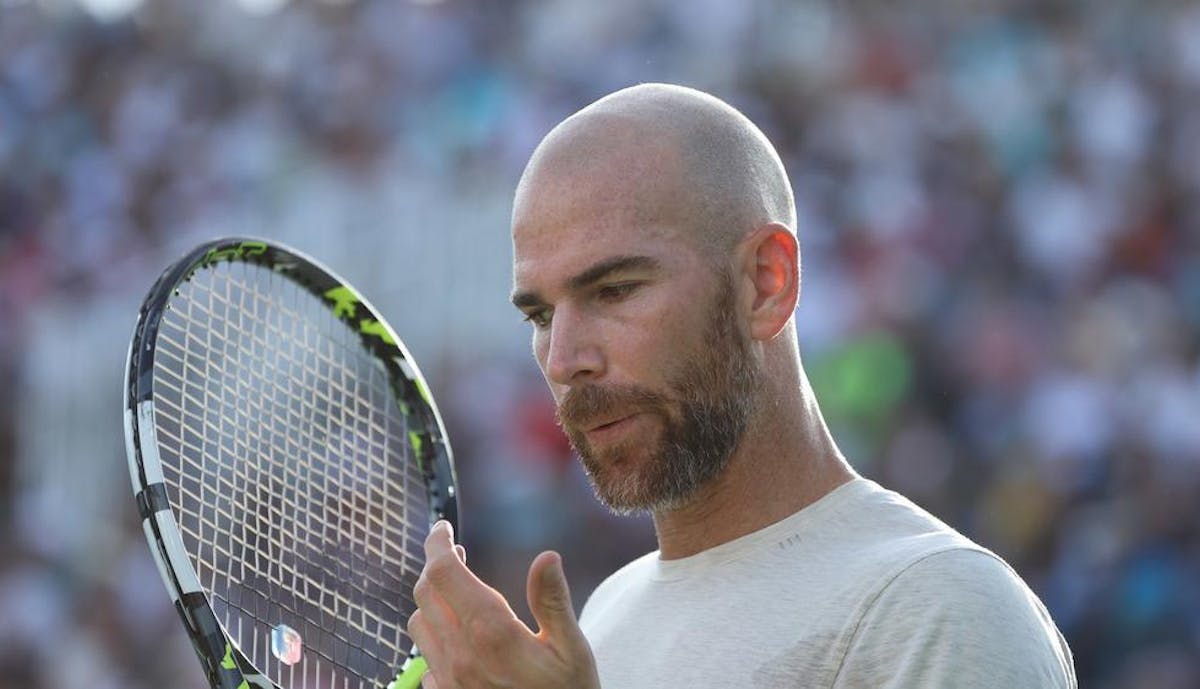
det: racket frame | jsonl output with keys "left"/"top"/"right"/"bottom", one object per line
{"left": 124, "top": 238, "right": 457, "bottom": 689}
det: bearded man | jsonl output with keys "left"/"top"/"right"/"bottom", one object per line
{"left": 407, "top": 83, "right": 1076, "bottom": 689}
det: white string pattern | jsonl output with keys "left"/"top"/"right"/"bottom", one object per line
{"left": 152, "top": 260, "right": 429, "bottom": 689}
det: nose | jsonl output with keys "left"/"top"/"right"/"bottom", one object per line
{"left": 539, "top": 306, "right": 605, "bottom": 388}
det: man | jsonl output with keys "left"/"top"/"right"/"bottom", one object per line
{"left": 407, "top": 83, "right": 1076, "bottom": 688}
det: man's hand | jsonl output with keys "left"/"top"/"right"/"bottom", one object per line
{"left": 408, "top": 521, "right": 601, "bottom": 689}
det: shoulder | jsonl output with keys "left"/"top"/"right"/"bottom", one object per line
{"left": 846, "top": 481, "right": 974, "bottom": 547}
{"left": 812, "top": 480, "right": 980, "bottom": 574}
{"left": 835, "top": 548, "right": 1076, "bottom": 688}
{"left": 867, "top": 547, "right": 1050, "bottom": 627}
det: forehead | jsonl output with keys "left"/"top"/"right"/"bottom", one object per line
{"left": 512, "top": 206, "right": 683, "bottom": 294}
{"left": 511, "top": 150, "right": 700, "bottom": 291}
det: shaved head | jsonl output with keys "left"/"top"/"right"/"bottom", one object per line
{"left": 509, "top": 84, "right": 804, "bottom": 514}
{"left": 514, "top": 83, "right": 796, "bottom": 262}
{"left": 508, "top": 83, "right": 851, "bottom": 539}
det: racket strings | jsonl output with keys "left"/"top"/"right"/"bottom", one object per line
{"left": 152, "top": 260, "right": 430, "bottom": 688}
{"left": 169, "top": 264, "right": 420, "bottom": 681}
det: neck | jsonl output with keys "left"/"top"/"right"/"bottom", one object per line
{"left": 650, "top": 364, "right": 856, "bottom": 560}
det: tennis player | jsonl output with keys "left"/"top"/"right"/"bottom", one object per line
{"left": 407, "top": 83, "right": 1076, "bottom": 688}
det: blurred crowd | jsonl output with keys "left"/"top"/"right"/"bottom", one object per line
{"left": 2, "top": 0, "right": 1199, "bottom": 687}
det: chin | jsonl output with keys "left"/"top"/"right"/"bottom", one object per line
{"left": 588, "top": 455, "right": 701, "bottom": 516}
{"left": 585, "top": 447, "right": 656, "bottom": 513}
{"left": 594, "top": 480, "right": 697, "bottom": 516}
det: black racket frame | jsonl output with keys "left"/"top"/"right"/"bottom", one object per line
{"left": 123, "top": 237, "right": 457, "bottom": 689}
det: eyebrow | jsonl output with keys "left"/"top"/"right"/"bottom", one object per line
{"left": 510, "top": 254, "right": 661, "bottom": 309}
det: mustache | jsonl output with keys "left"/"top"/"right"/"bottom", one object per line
{"left": 555, "top": 384, "right": 668, "bottom": 431}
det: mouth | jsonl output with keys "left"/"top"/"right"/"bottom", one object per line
{"left": 587, "top": 414, "right": 631, "bottom": 432}
{"left": 584, "top": 413, "right": 642, "bottom": 444}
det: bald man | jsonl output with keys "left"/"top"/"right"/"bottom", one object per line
{"left": 407, "top": 84, "right": 1076, "bottom": 689}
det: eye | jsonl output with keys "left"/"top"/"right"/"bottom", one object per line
{"left": 522, "top": 309, "right": 551, "bottom": 329}
{"left": 597, "top": 282, "right": 640, "bottom": 302}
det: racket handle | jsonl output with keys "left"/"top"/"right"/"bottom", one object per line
{"left": 388, "top": 653, "right": 428, "bottom": 689}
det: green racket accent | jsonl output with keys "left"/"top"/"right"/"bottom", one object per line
{"left": 415, "top": 378, "right": 433, "bottom": 407}
{"left": 324, "top": 285, "right": 360, "bottom": 318}
{"left": 360, "top": 318, "right": 397, "bottom": 345}
{"left": 408, "top": 431, "right": 425, "bottom": 472}
{"left": 407, "top": 431, "right": 423, "bottom": 455}
{"left": 203, "top": 241, "right": 267, "bottom": 266}
{"left": 387, "top": 657, "right": 428, "bottom": 689}
{"left": 220, "top": 644, "right": 250, "bottom": 689}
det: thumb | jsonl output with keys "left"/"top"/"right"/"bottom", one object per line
{"left": 527, "top": 551, "right": 579, "bottom": 643}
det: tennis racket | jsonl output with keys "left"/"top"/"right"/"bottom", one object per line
{"left": 123, "top": 237, "right": 457, "bottom": 689}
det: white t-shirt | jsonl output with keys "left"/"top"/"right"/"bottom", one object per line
{"left": 579, "top": 478, "right": 1075, "bottom": 688}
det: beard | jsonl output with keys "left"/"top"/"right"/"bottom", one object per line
{"left": 555, "top": 271, "right": 761, "bottom": 514}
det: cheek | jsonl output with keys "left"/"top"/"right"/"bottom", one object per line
{"left": 532, "top": 331, "right": 549, "bottom": 369}
{"left": 614, "top": 308, "right": 697, "bottom": 379}
{"left": 532, "top": 331, "right": 560, "bottom": 390}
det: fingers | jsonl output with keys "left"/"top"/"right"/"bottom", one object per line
{"left": 526, "top": 551, "right": 582, "bottom": 645}
{"left": 413, "top": 520, "right": 518, "bottom": 687}
{"left": 405, "top": 609, "right": 446, "bottom": 671}
{"left": 405, "top": 612, "right": 446, "bottom": 689}
{"left": 412, "top": 542, "right": 601, "bottom": 689}
{"left": 424, "top": 520, "right": 457, "bottom": 559}
{"left": 422, "top": 521, "right": 495, "bottom": 620}
{"left": 413, "top": 554, "right": 458, "bottom": 629}
{"left": 409, "top": 522, "right": 467, "bottom": 689}
{"left": 525, "top": 552, "right": 602, "bottom": 688}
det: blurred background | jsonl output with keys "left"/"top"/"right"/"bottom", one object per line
{"left": 1, "top": 0, "right": 1199, "bottom": 687}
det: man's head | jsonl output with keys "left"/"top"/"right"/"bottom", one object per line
{"left": 510, "top": 83, "right": 801, "bottom": 513}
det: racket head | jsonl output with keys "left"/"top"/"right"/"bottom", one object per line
{"left": 124, "top": 238, "right": 456, "bottom": 689}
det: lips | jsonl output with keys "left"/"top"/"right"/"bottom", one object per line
{"left": 587, "top": 414, "right": 635, "bottom": 432}
{"left": 556, "top": 384, "right": 666, "bottom": 448}
{"left": 583, "top": 413, "right": 642, "bottom": 445}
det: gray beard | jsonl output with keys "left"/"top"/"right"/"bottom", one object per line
{"left": 557, "top": 273, "right": 760, "bottom": 514}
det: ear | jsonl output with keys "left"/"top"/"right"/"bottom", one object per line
{"left": 737, "top": 223, "right": 799, "bottom": 341}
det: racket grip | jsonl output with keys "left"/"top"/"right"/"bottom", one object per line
{"left": 388, "top": 654, "right": 428, "bottom": 689}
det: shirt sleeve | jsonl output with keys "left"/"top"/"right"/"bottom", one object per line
{"left": 831, "top": 547, "right": 1076, "bottom": 689}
